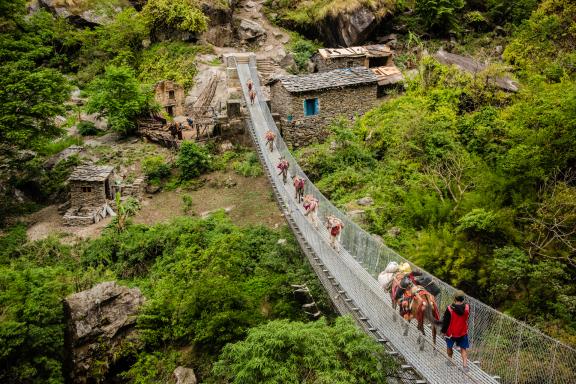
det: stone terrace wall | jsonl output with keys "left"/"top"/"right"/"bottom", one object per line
{"left": 315, "top": 56, "right": 366, "bottom": 72}
{"left": 271, "top": 83, "right": 378, "bottom": 147}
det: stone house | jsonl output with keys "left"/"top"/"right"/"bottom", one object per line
{"left": 154, "top": 80, "right": 186, "bottom": 117}
{"left": 267, "top": 67, "right": 381, "bottom": 147}
{"left": 69, "top": 165, "right": 115, "bottom": 208}
{"left": 314, "top": 45, "right": 395, "bottom": 72}
{"left": 64, "top": 165, "right": 115, "bottom": 226}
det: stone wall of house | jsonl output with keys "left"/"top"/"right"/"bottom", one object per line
{"left": 155, "top": 81, "right": 186, "bottom": 116}
{"left": 122, "top": 177, "right": 145, "bottom": 198}
{"left": 70, "top": 179, "right": 109, "bottom": 209}
{"left": 315, "top": 56, "right": 366, "bottom": 72}
{"left": 270, "top": 83, "right": 378, "bottom": 147}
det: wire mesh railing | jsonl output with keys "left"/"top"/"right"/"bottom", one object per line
{"left": 233, "top": 56, "right": 576, "bottom": 384}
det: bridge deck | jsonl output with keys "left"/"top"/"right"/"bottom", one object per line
{"left": 235, "top": 61, "right": 501, "bottom": 384}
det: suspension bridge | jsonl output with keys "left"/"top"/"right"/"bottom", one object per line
{"left": 229, "top": 54, "right": 576, "bottom": 384}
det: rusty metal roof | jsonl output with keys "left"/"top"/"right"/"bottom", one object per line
{"left": 69, "top": 165, "right": 114, "bottom": 182}
{"left": 371, "top": 66, "right": 404, "bottom": 85}
{"left": 268, "top": 67, "right": 379, "bottom": 93}
{"left": 318, "top": 44, "right": 392, "bottom": 59}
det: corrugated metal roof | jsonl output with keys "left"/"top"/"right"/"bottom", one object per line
{"left": 318, "top": 44, "right": 392, "bottom": 59}
{"left": 269, "top": 67, "right": 379, "bottom": 93}
{"left": 371, "top": 66, "right": 404, "bottom": 85}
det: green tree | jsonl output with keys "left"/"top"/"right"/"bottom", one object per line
{"left": 213, "top": 317, "right": 397, "bottom": 384}
{"left": 86, "top": 65, "right": 155, "bottom": 136}
{"left": 0, "top": 60, "right": 69, "bottom": 150}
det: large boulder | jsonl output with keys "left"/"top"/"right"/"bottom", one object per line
{"left": 235, "top": 17, "right": 267, "bottom": 43}
{"left": 38, "top": 0, "right": 125, "bottom": 26}
{"left": 64, "top": 281, "right": 145, "bottom": 383}
{"left": 173, "top": 367, "right": 197, "bottom": 384}
{"left": 316, "top": 6, "right": 377, "bottom": 47}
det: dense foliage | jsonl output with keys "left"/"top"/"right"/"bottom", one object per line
{"left": 297, "top": 0, "right": 576, "bottom": 343}
{"left": 0, "top": 215, "right": 340, "bottom": 382}
{"left": 213, "top": 317, "right": 397, "bottom": 383}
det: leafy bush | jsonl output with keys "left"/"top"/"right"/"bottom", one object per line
{"left": 77, "top": 121, "right": 99, "bottom": 136}
{"left": 139, "top": 42, "right": 210, "bottom": 89}
{"left": 176, "top": 141, "right": 212, "bottom": 180}
{"left": 142, "top": 155, "right": 171, "bottom": 180}
{"left": 414, "top": 0, "right": 465, "bottom": 34}
{"left": 213, "top": 317, "right": 398, "bottom": 383}
{"left": 233, "top": 151, "right": 263, "bottom": 177}
{"left": 287, "top": 33, "right": 321, "bottom": 72}
{"left": 142, "top": 0, "right": 208, "bottom": 34}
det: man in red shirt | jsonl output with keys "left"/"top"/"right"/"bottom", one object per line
{"left": 441, "top": 290, "right": 470, "bottom": 371}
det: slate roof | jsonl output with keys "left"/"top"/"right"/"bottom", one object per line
{"left": 69, "top": 165, "right": 114, "bottom": 182}
{"left": 268, "top": 67, "right": 379, "bottom": 93}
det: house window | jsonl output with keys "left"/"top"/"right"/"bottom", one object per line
{"left": 304, "top": 98, "right": 319, "bottom": 116}
{"left": 81, "top": 187, "right": 92, "bottom": 193}
{"left": 347, "top": 60, "right": 355, "bottom": 68}
{"left": 168, "top": 90, "right": 175, "bottom": 99}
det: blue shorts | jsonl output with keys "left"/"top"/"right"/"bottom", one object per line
{"left": 446, "top": 335, "right": 469, "bottom": 349}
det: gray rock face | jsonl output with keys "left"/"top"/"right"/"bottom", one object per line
{"left": 38, "top": 0, "right": 123, "bottom": 26}
{"left": 357, "top": 196, "right": 374, "bottom": 206}
{"left": 317, "top": 6, "right": 377, "bottom": 47}
{"left": 64, "top": 281, "right": 145, "bottom": 384}
{"left": 236, "top": 18, "right": 267, "bottom": 42}
{"left": 173, "top": 367, "right": 197, "bottom": 384}
{"left": 338, "top": 6, "right": 376, "bottom": 46}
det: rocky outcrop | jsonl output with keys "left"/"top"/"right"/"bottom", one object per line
{"left": 328, "top": 6, "right": 377, "bottom": 47}
{"left": 37, "top": 0, "right": 125, "bottom": 26}
{"left": 64, "top": 281, "right": 145, "bottom": 383}
{"left": 173, "top": 367, "right": 197, "bottom": 384}
{"left": 235, "top": 17, "right": 267, "bottom": 43}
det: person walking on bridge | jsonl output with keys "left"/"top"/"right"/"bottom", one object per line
{"left": 326, "top": 215, "right": 344, "bottom": 252}
{"left": 277, "top": 157, "right": 289, "bottom": 184}
{"left": 441, "top": 290, "right": 470, "bottom": 371}
{"left": 265, "top": 130, "right": 276, "bottom": 152}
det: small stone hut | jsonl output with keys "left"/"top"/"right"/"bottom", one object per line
{"left": 68, "top": 165, "right": 115, "bottom": 209}
{"left": 154, "top": 80, "right": 186, "bottom": 117}
{"left": 314, "top": 45, "right": 395, "bottom": 72}
{"left": 267, "top": 67, "right": 381, "bottom": 147}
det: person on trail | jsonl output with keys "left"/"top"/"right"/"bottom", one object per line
{"left": 249, "top": 89, "right": 256, "bottom": 105}
{"left": 303, "top": 194, "right": 319, "bottom": 229}
{"left": 293, "top": 175, "right": 305, "bottom": 202}
{"left": 265, "top": 130, "right": 276, "bottom": 152}
{"left": 441, "top": 290, "right": 470, "bottom": 371}
{"left": 277, "top": 158, "right": 289, "bottom": 184}
{"left": 326, "top": 215, "right": 344, "bottom": 252}
{"left": 169, "top": 122, "right": 177, "bottom": 140}
{"left": 177, "top": 122, "right": 184, "bottom": 140}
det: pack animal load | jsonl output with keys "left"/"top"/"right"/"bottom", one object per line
{"left": 379, "top": 261, "right": 441, "bottom": 351}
